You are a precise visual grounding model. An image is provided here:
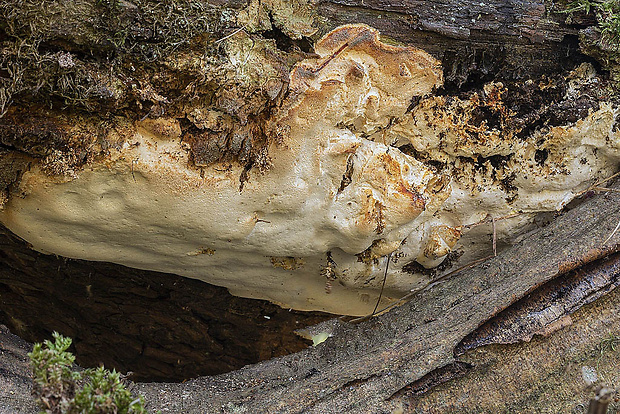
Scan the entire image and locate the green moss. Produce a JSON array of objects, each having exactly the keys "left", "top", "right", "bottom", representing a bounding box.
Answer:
[
  {"left": 579, "top": 0, "right": 620, "bottom": 43},
  {"left": 0, "top": 0, "right": 229, "bottom": 113},
  {"left": 598, "top": 2, "right": 620, "bottom": 45},
  {"left": 560, "top": 0, "right": 620, "bottom": 75},
  {"left": 29, "top": 331, "right": 149, "bottom": 413}
]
